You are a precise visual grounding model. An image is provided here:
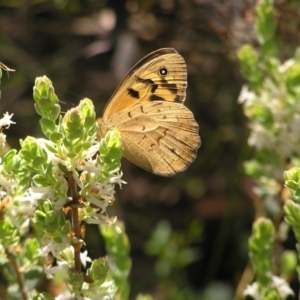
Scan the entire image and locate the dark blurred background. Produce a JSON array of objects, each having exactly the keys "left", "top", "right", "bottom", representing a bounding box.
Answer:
[{"left": 1, "top": 0, "right": 299, "bottom": 299}]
